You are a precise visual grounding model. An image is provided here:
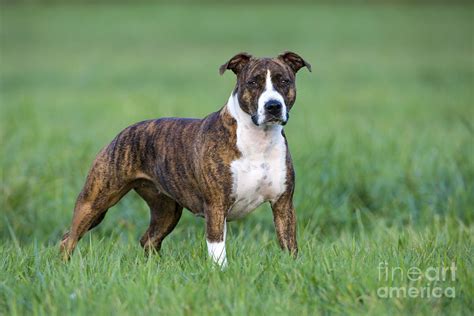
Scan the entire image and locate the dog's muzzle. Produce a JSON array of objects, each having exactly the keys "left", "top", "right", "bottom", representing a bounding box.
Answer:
[
  {"left": 263, "top": 99, "right": 287, "bottom": 125},
  {"left": 265, "top": 100, "right": 282, "bottom": 116},
  {"left": 251, "top": 99, "right": 288, "bottom": 126}
]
